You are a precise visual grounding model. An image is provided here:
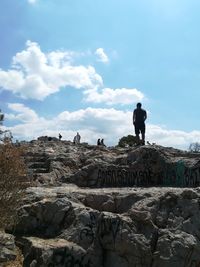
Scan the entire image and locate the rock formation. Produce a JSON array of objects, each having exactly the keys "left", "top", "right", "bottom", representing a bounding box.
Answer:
[{"left": 2, "top": 138, "right": 200, "bottom": 266}]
